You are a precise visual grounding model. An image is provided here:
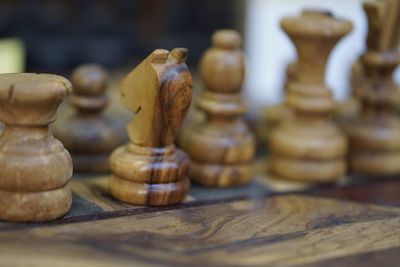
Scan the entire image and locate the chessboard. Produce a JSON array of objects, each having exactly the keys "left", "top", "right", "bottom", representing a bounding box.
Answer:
[
  {"left": 1, "top": 2, "right": 400, "bottom": 266},
  {"left": 1, "top": 167, "right": 400, "bottom": 267}
]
